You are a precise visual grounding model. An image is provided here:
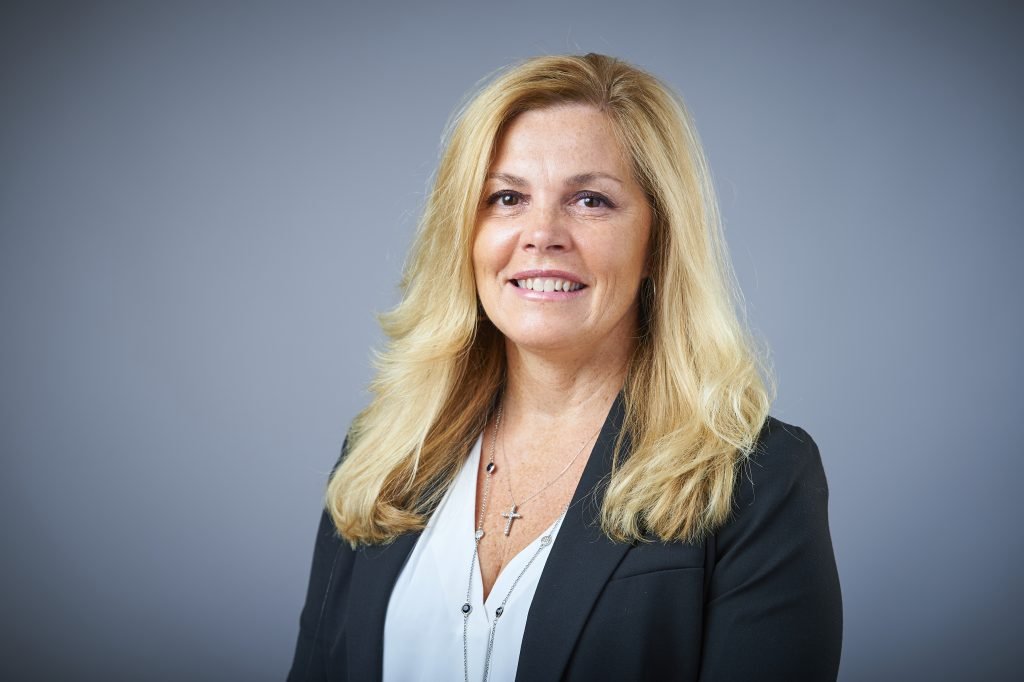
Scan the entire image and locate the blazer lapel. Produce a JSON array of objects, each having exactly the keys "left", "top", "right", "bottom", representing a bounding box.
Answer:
[
  {"left": 345, "top": 531, "right": 419, "bottom": 682},
  {"left": 515, "top": 392, "right": 633, "bottom": 682}
]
